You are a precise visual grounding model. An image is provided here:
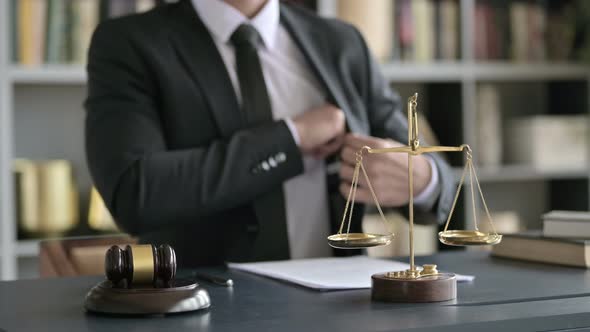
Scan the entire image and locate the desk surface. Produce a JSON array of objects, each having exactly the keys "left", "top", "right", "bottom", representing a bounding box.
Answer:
[{"left": 2, "top": 251, "right": 590, "bottom": 332}]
